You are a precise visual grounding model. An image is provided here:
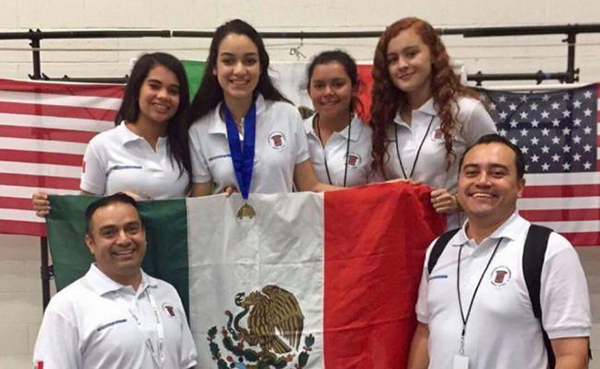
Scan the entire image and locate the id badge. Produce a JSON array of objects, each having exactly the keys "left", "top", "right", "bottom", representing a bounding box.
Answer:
[{"left": 453, "top": 354, "right": 469, "bottom": 369}]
